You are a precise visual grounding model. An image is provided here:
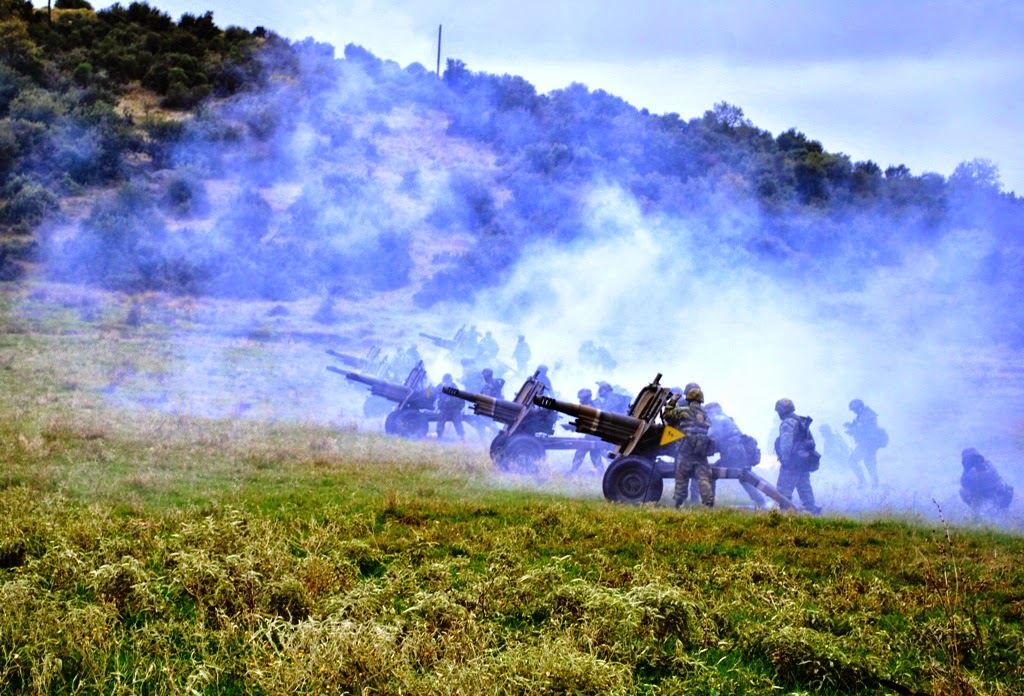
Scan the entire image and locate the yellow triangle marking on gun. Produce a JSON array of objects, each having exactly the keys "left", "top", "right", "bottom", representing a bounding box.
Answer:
[{"left": 660, "top": 426, "right": 685, "bottom": 446}]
